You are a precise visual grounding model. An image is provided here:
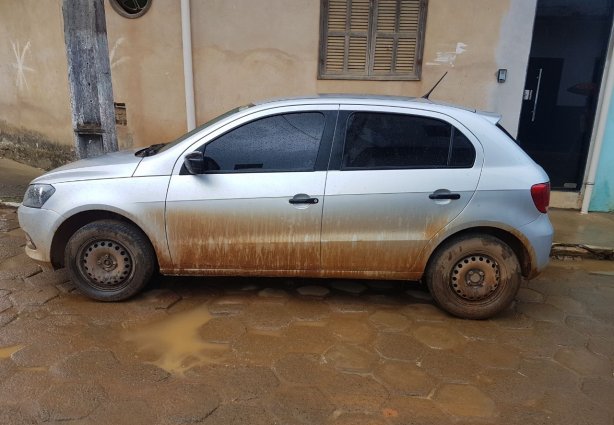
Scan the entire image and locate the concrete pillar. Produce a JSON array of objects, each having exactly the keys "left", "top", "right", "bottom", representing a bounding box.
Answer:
[{"left": 62, "top": 0, "right": 117, "bottom": 158}]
